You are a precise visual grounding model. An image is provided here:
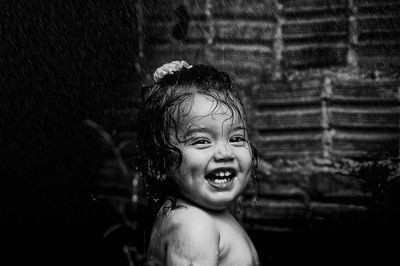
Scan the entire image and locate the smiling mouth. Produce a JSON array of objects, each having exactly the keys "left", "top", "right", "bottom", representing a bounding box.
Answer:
[{"left": 205, "top": 168, "right": 237, "bottom": 189}]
